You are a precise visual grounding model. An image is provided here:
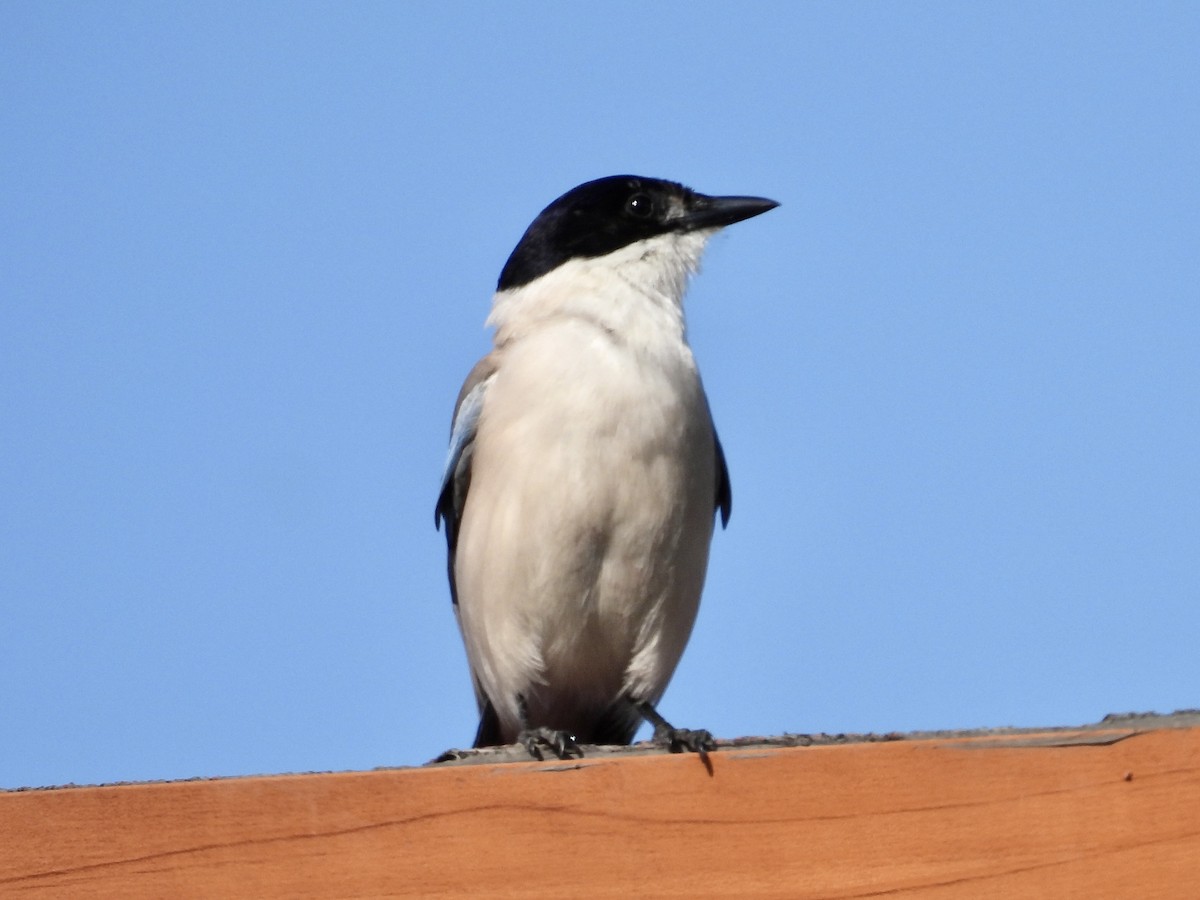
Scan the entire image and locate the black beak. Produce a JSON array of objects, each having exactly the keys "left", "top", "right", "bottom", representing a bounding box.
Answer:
[{"left": 682, "top": 193, "right": 779, "bottom": 231}]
